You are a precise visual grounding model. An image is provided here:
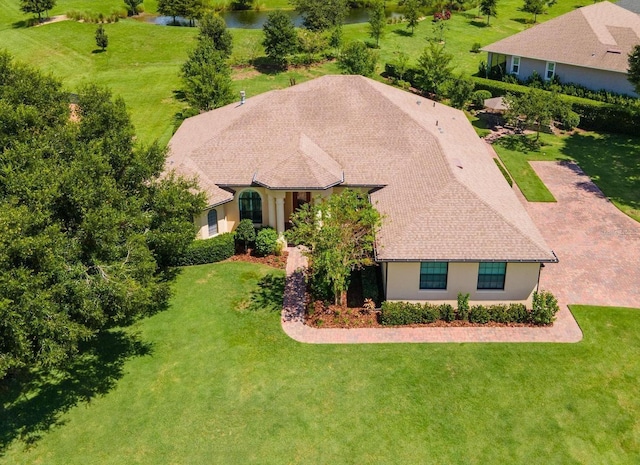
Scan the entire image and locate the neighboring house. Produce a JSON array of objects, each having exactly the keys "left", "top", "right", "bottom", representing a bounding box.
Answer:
[
  {"left": 167, "top": 75, "right": 557, "bottom": 306},
  {"left": 617, "top": 0, "right": 640, "bottom": 15},
  {"left": 482, "top": 1, "right": 640, "bottom": 96}
]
